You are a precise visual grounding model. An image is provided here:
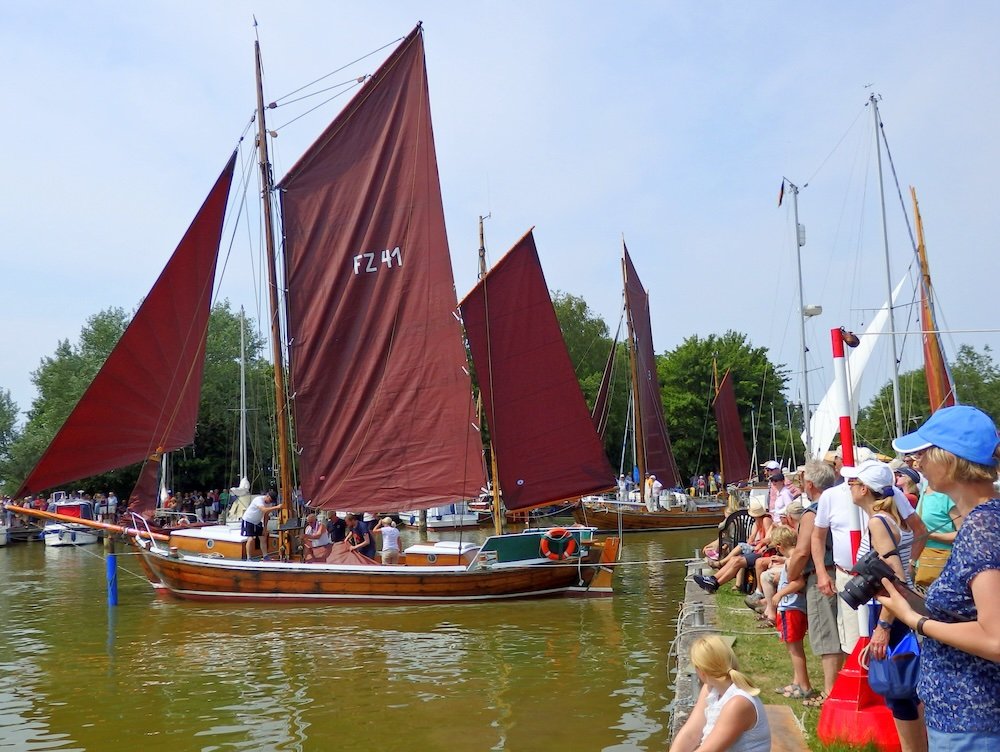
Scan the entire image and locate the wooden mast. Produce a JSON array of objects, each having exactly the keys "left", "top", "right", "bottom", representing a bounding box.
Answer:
[
  {"left": 911, "top": 186, "right": 954, "bottom": 412},
  {"left": 622, "top": 244, "right": 646, "bottom": 495},
  {"left": 254, "top": 40, "right": 295, "bottom": 557},
  {"left": 478, "top": 215, "right": 504, "bottom": 536}
]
